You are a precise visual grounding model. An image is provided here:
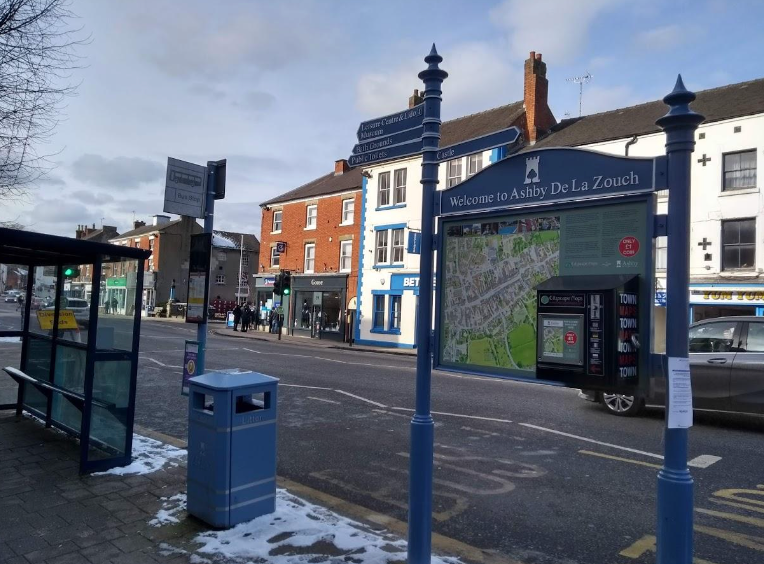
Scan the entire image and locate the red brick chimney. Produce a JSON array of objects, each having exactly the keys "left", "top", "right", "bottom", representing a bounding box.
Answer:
[
  {"left": 334, "top": 159, "right": 350, "bottom": 175},
  {"left": 408, "top": 88, "right": 423, "bottom": 108},
  {"left": 524, "top": 51, "right": 556, "bottom": 144}
]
